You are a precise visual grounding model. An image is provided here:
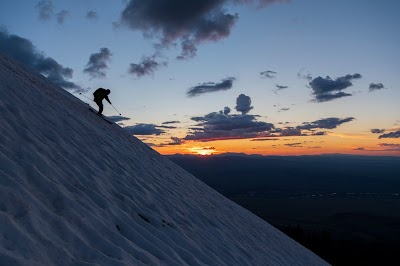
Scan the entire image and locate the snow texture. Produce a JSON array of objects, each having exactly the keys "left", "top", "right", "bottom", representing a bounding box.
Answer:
[{"left": 0, "top": 54, "right": 329, "bottom": 265}]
